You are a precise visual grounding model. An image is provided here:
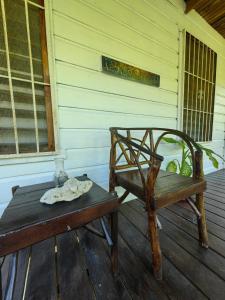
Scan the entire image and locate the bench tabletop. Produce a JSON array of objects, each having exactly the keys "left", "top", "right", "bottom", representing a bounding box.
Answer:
[{"left": 0, "top": 176, "right": 118, "bottom": 256}]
